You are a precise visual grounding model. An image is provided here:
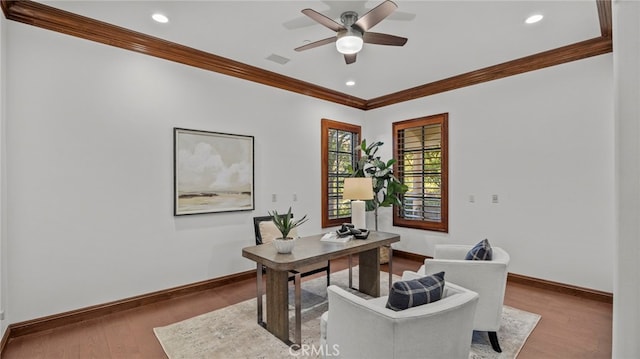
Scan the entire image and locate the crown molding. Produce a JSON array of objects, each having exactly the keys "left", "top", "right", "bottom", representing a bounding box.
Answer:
[
  {"left": 597, "top": 0, "right": 612, "bottom": 38},
  {"left": 365, "top": 36, "right": 612, "bottom": 110},
  {"left": 1, "top": 0, "right": 368, "bottom": 110},
  {"left": 2, "top": 0, "right": 612, "bottom": 111}
]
